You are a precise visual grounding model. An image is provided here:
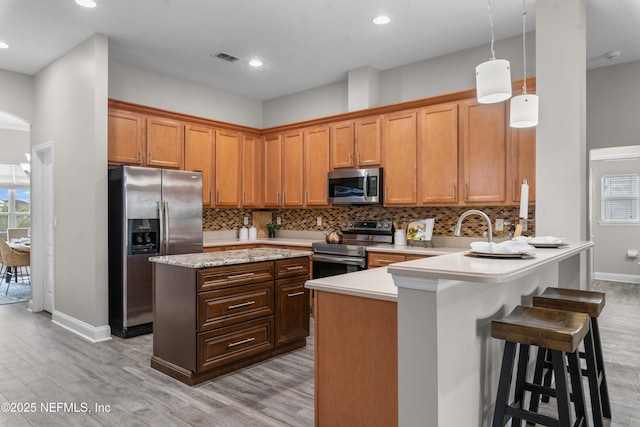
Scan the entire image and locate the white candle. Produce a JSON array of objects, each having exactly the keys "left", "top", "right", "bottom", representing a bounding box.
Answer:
[{"left": 519, "top": 180, "right": 529, "bottom": 219}]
